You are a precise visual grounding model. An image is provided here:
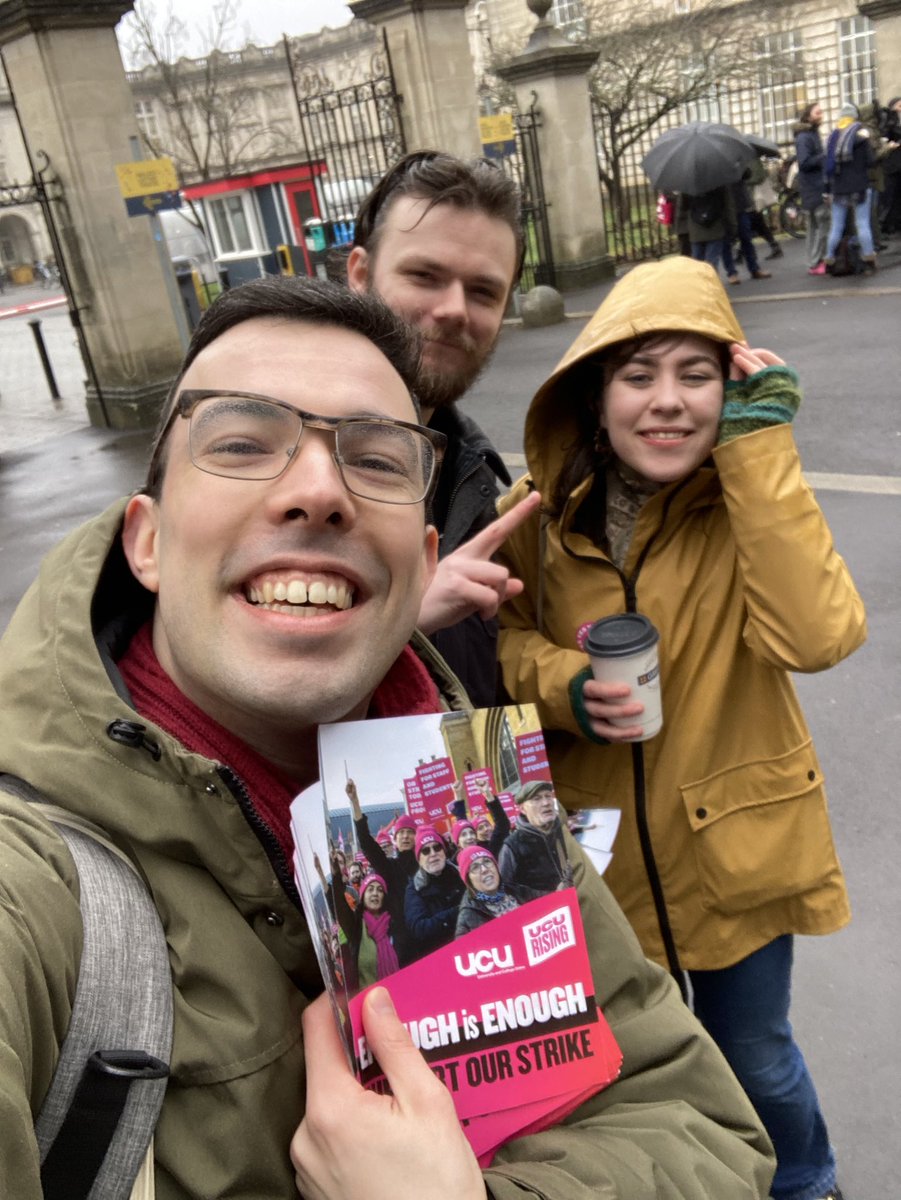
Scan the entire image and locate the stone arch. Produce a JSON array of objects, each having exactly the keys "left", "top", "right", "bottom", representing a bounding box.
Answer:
[{"left": 0, "top": 210, "right": 39, "bottom": 269}]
